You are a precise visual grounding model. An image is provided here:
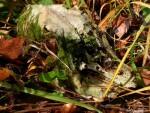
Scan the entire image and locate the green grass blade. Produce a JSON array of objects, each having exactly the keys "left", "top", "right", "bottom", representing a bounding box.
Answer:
[{"left": 0, "top": 81, "right": 102, "bottom": 113}]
